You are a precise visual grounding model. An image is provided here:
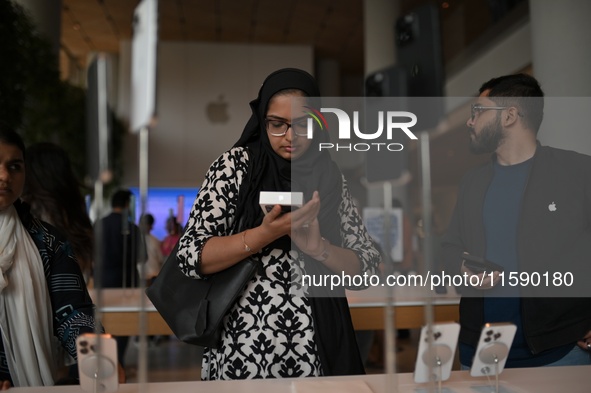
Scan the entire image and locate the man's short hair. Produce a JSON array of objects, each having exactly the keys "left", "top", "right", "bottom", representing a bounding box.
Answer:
[
  {"left": 140, "top": 213, "right": 154, "bottom": 227},
  {"left": 479, "top": 73, "right": 544, "bottom": 133},
  {"left": 111, "top": 189, "right": 132, "bottom": 209}
]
